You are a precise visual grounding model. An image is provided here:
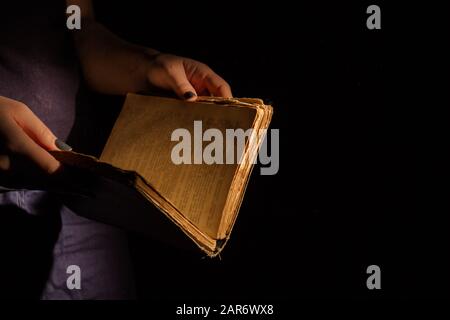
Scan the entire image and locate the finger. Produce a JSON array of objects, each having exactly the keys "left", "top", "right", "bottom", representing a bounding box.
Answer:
[
  {"left": 204, "top": 73, "right": 233, "bottom": 98},
  {"left": 165, "top": 63, "right": 198, "bottom": 101},
  {"left": 0, "top": 155, "right": 10, "bottom": 171},
  {"left": 2, "top": 117, "right": 61, "bottom": 174},
  {"left": 14, "top": 104, "right": 58, "bottom": 151}
]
